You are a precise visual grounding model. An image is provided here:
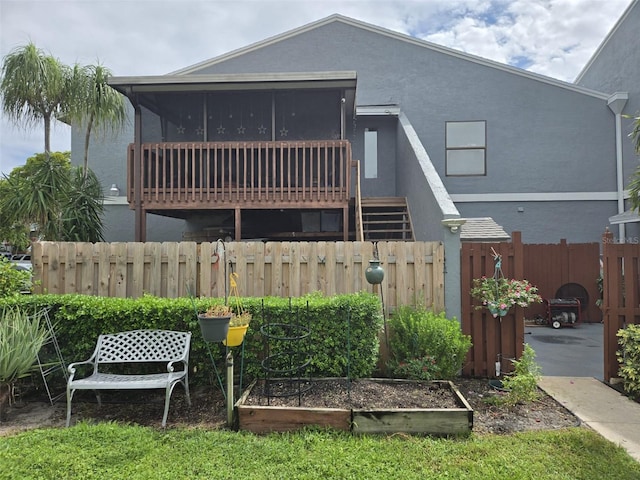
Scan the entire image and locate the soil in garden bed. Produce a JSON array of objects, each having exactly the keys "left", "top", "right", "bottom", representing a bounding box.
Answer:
[{"left": 242, "top": 378, "right": 461, "bottom": 409}]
